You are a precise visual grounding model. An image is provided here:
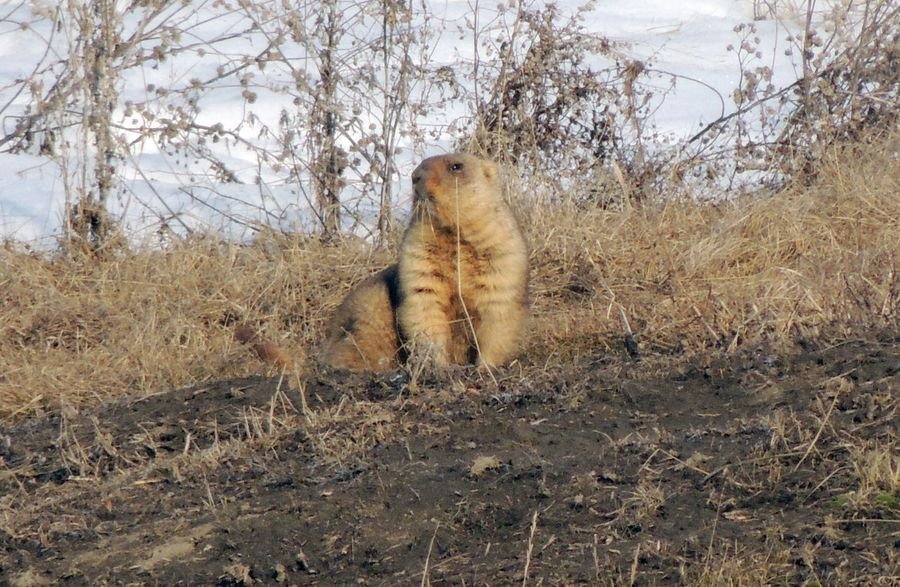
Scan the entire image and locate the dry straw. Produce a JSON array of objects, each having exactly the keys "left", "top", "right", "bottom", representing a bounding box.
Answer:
[
  {"left": 1, "top": 134, "right": 896, "bottom": 420},
  {"left": 523, "top": 134, "right": 898, "bottom": 363}
]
